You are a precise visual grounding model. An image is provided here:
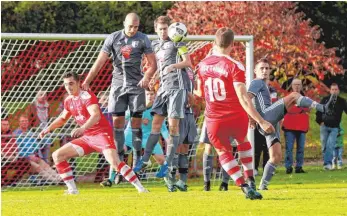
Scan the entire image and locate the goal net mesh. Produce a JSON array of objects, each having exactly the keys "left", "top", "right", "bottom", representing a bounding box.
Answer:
[{"left": 1, "top": 35, "right": 247, "bottom": 190}]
